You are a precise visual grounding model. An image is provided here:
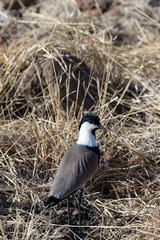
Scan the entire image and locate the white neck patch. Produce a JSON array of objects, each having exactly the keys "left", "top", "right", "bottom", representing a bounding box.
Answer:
[{"left": 77, "top": 121, "right": 98, "bottom": 147}]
